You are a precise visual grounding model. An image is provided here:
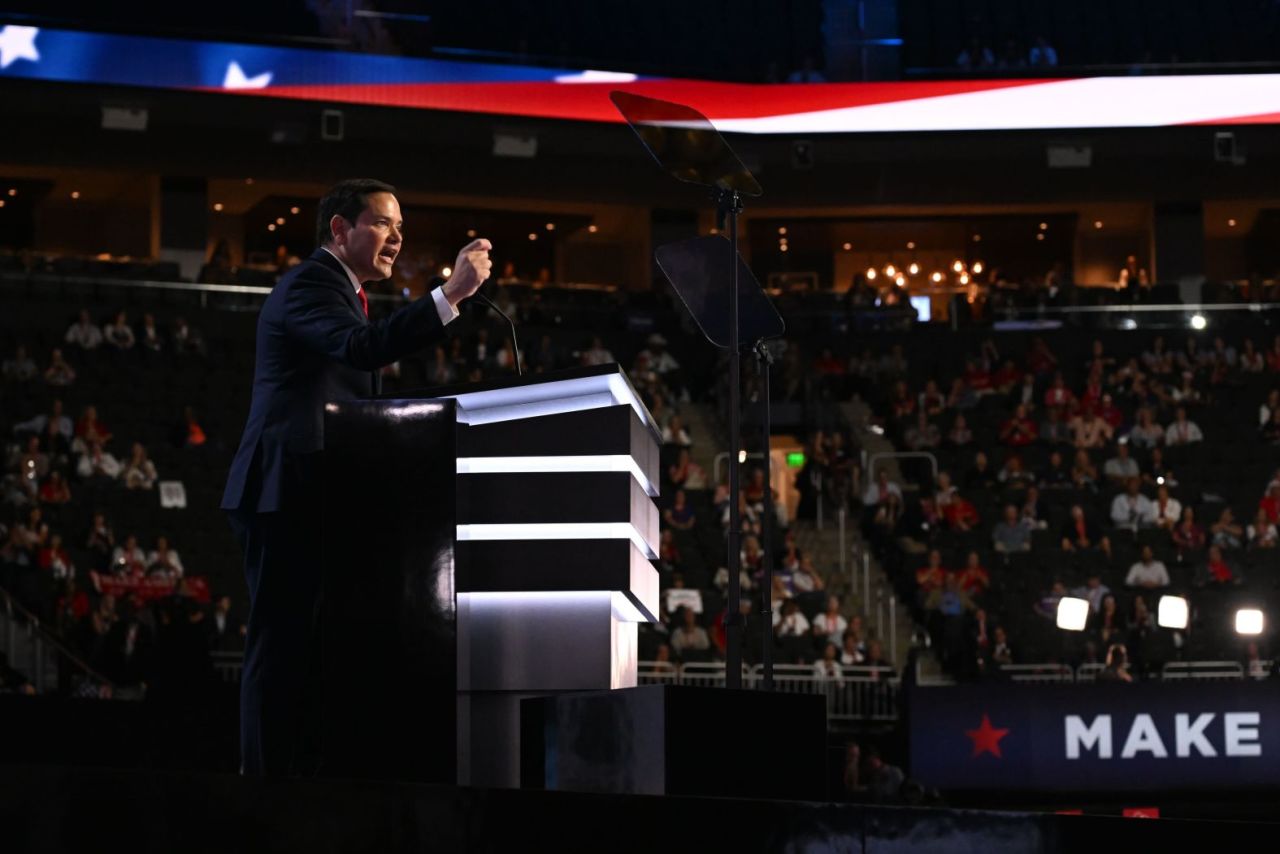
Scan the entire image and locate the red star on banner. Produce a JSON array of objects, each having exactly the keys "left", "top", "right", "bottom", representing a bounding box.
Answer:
[{"left": 965, "top": 713, "right": 1010, "bottom": 758}]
